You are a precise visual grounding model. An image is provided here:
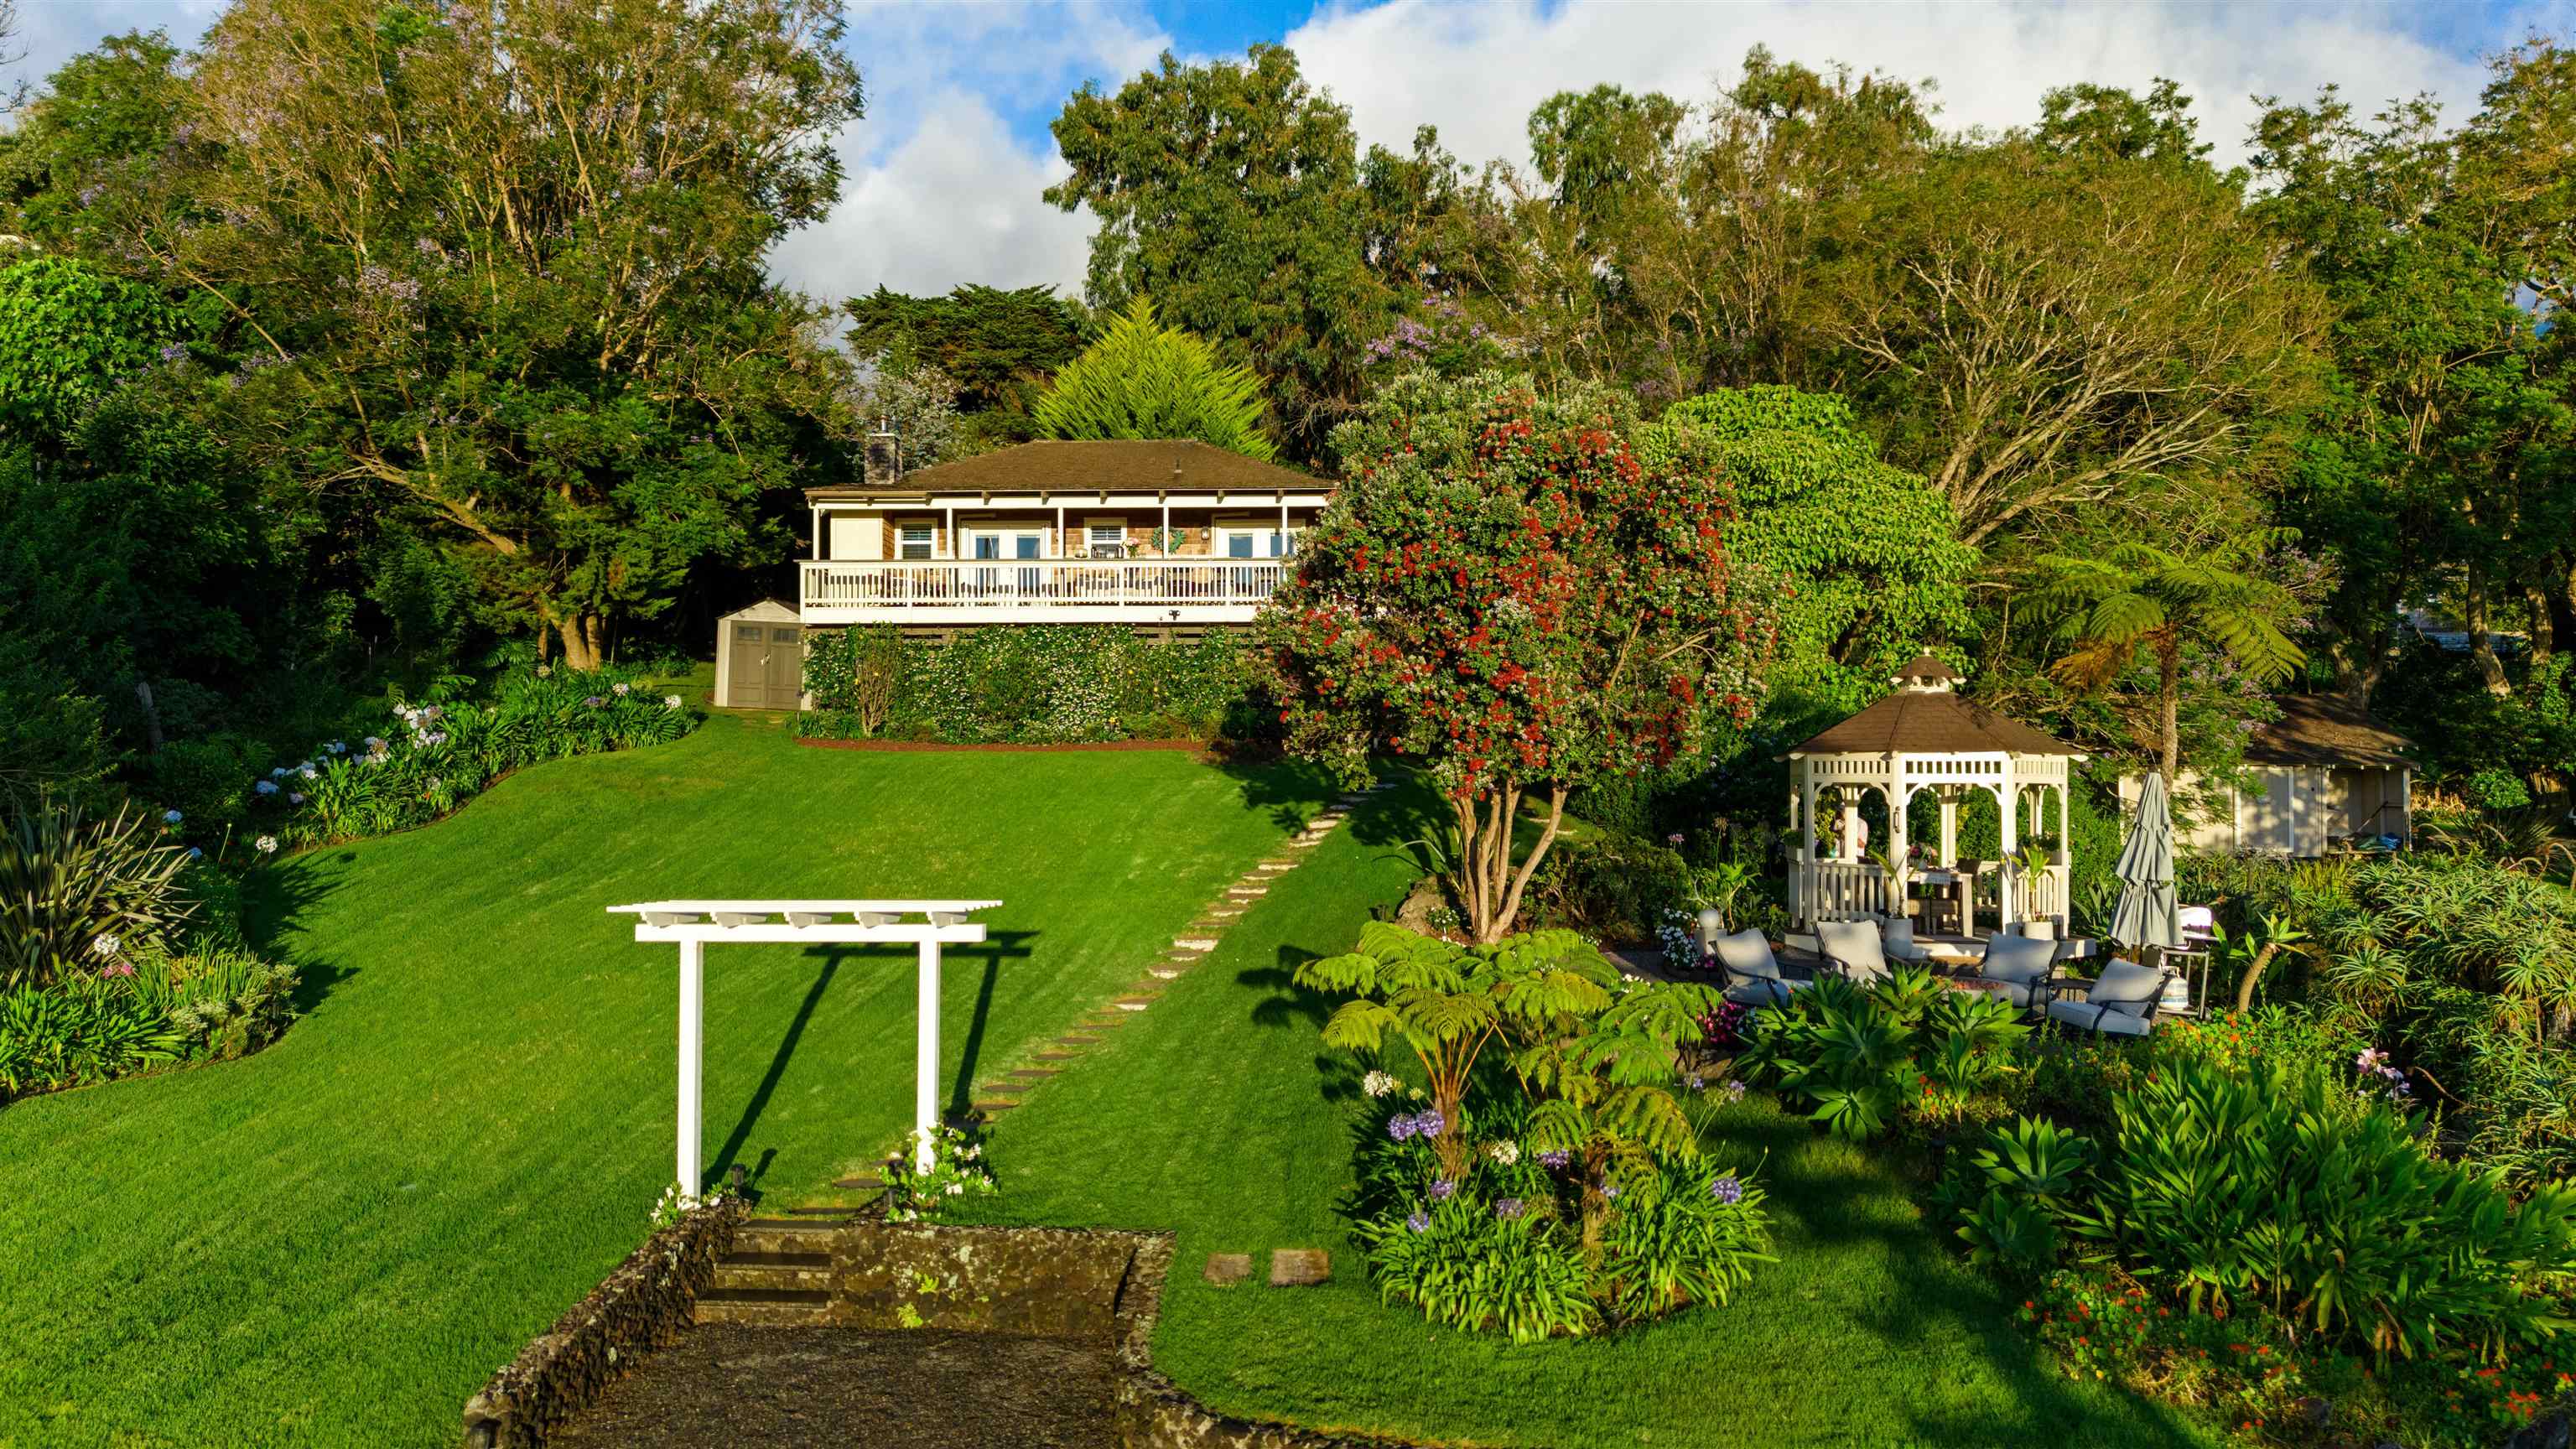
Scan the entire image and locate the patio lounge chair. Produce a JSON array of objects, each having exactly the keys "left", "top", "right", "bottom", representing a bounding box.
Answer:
[
  {"left": 2043, "top": 959, "right": 2173, "bottom": 1038},
  {"left": 1975, "top": 933, "right": 2059, "bottom": 1015},
  {"left": 1815, "top": 919, "right": 1893, "bottom": 985},
  {"left": 1710, "top": 928, "right": 1807, "bottom": 1008}
]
